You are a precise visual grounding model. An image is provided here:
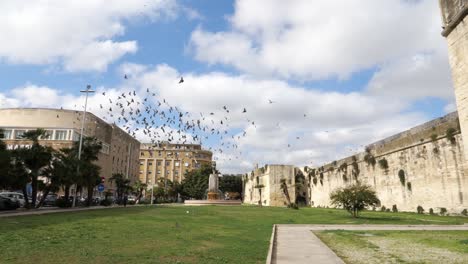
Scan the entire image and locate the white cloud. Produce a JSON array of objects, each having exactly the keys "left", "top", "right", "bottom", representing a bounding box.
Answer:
[
  {"left": 189, "top": 0, "right": 448, "bottom": 83},
  {"left": 0, "top": 0, "right": 179, "bottom": 72},
  {"left": 0, "top": 63, "right": 434, "bottom": 173}
]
